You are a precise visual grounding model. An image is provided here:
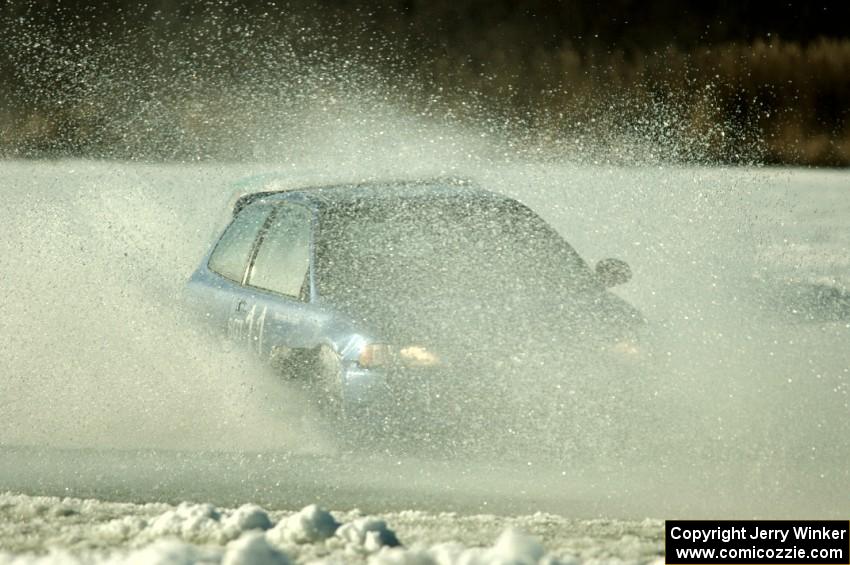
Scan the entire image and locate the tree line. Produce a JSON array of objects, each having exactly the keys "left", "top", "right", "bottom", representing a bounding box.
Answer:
[{"left": 1, "top": 0, "right": 848, "bottom": 165}]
